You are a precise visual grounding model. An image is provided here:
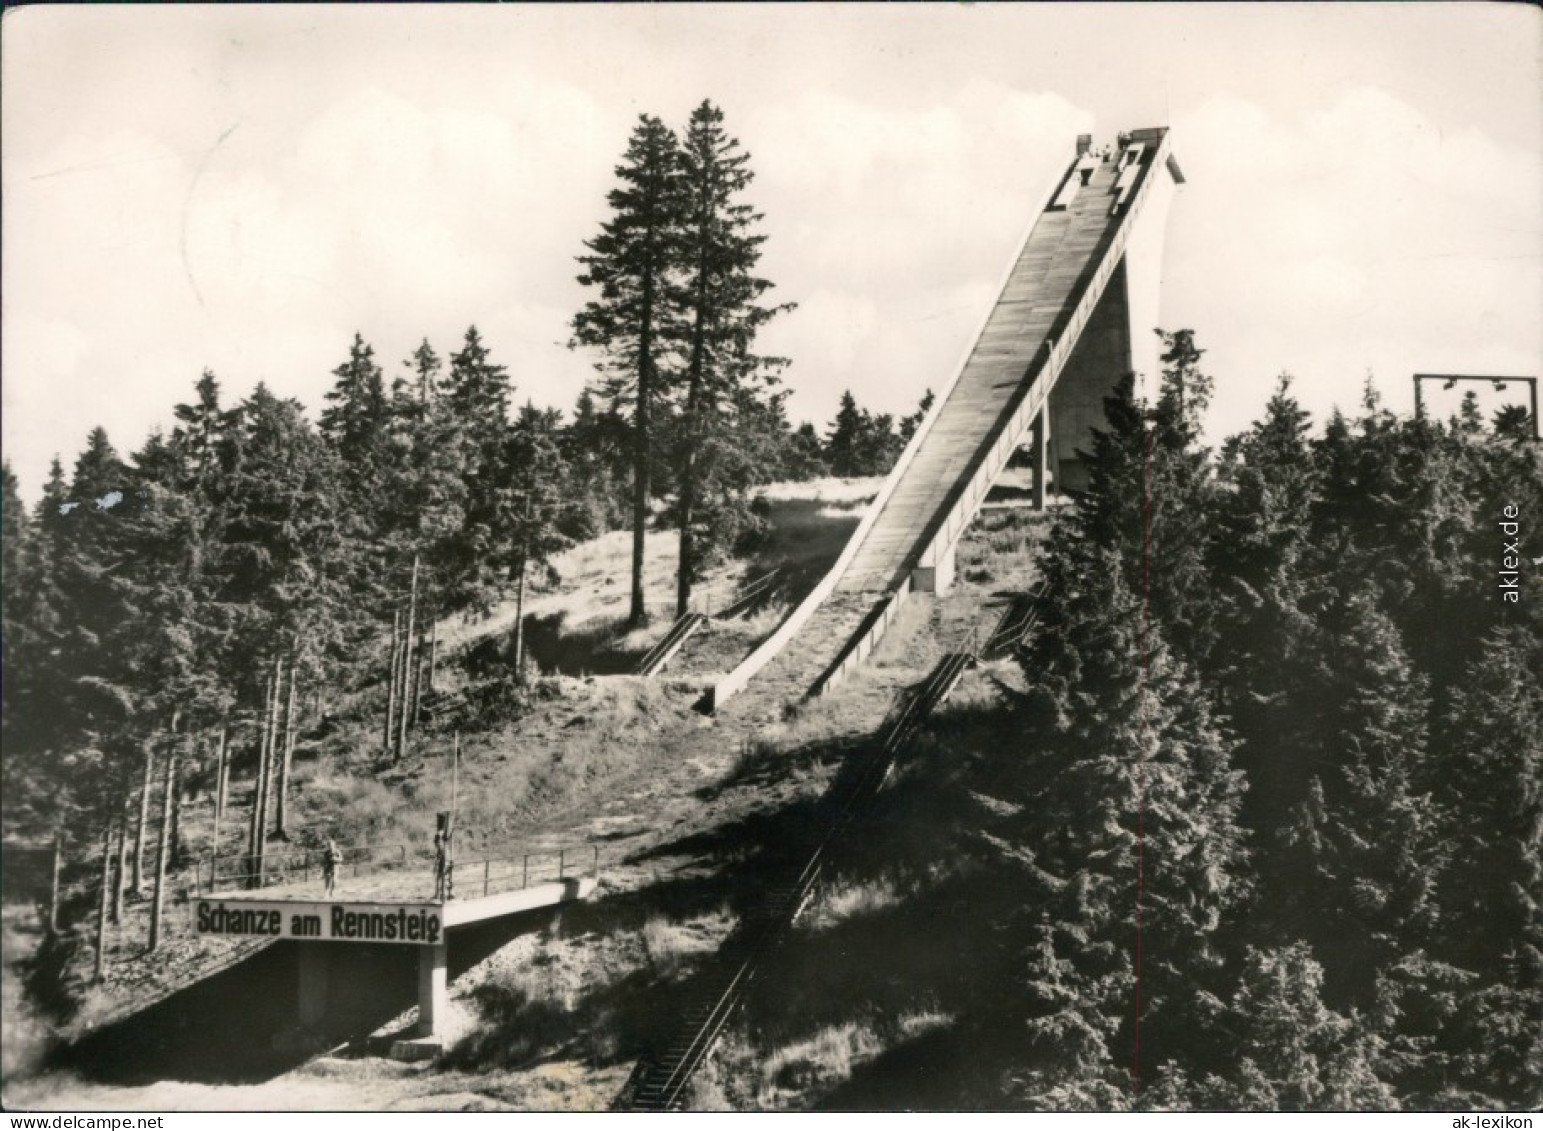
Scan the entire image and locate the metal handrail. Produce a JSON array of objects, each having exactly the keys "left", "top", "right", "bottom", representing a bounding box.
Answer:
[
  {"left": 710, "top": 567, "right": 781, "bottom": 620},
  {"left": 196, "top": 843, "right": 409, "bottom": 896},
  {"left": 981, "top": 585, "right": 1046, "bottom": 660},
  {"left": 450, "top": 845, "right": 600, "bottom": 899},
  {"left": 636, "top": 612, "right": 710, "bottom": 675}
]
